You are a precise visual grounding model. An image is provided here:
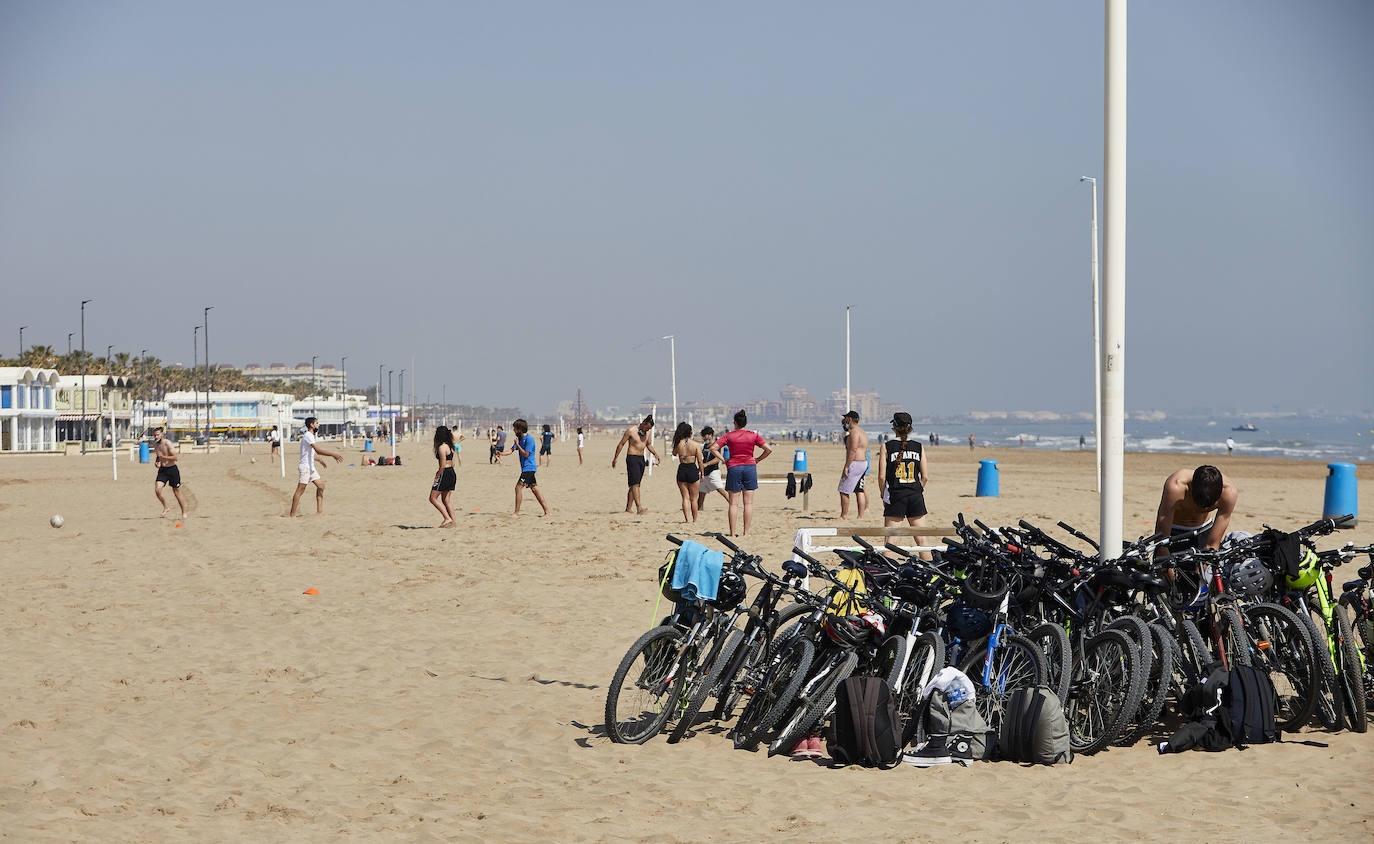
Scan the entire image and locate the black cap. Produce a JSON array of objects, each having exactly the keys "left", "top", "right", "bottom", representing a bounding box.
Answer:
[
  {"left": 890, "top": 411, "right": 912, "bottom": 427},
  {"left": 842, "top": 410, "right": 860, "bottom": 421}
]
